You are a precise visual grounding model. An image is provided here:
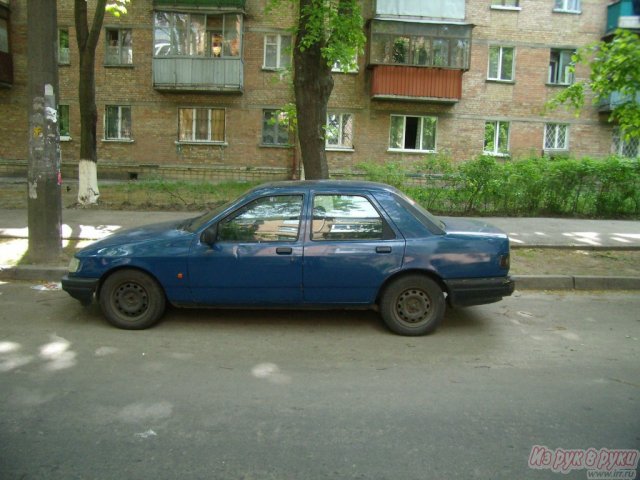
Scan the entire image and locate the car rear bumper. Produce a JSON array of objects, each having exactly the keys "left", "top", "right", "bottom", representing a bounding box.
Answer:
[
  {"left": 61, "top": 275, "right": 99, "bottom": 306},
  {"left": 444, "top": 276, "right": 515, "bottom": 307}
]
